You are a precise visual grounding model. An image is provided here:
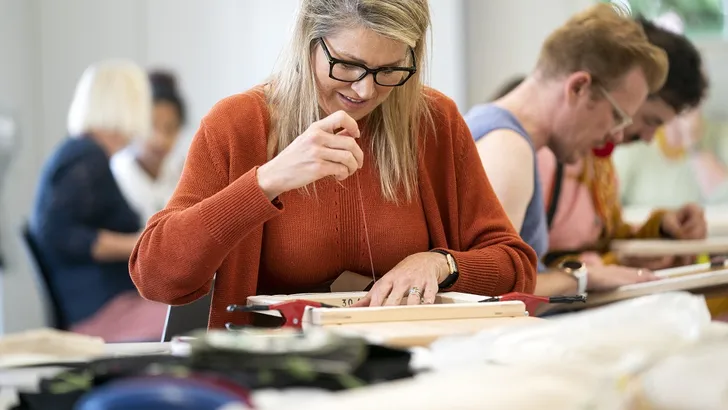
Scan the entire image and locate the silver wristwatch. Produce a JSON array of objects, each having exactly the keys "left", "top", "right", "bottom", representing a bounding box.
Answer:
[{"left": 558, "top": 259, "right": 588, "bottom": 294}]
